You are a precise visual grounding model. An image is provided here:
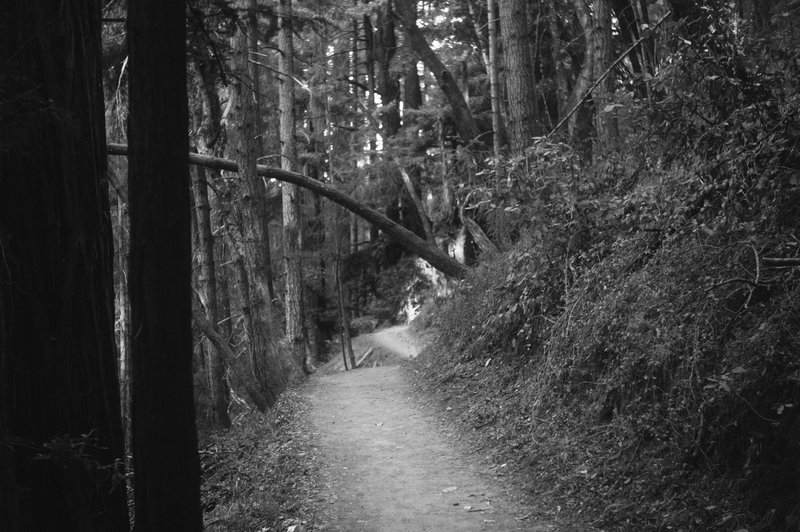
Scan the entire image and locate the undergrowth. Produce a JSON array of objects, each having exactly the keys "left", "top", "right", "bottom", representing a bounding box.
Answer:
[
  {"left": 416, "top": 10, "right": 800, "bottom": 530},
  {"left": 199, "top": 390, "right": 316, "bottom": 532}
]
